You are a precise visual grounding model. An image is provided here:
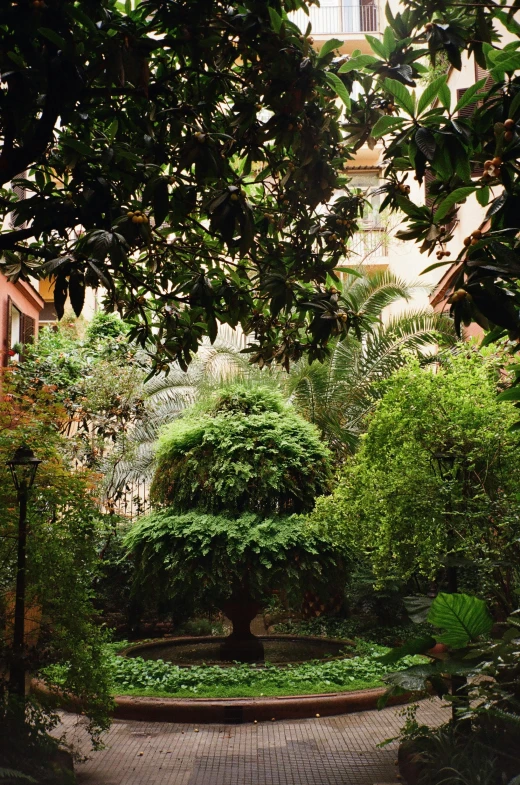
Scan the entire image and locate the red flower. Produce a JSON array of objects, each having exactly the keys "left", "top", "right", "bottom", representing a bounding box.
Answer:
[{"left": 7, "top": 349, "right": 16, "bottom": 357}]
